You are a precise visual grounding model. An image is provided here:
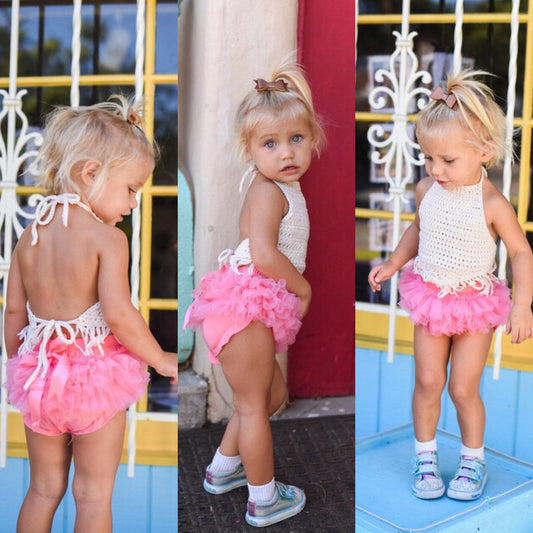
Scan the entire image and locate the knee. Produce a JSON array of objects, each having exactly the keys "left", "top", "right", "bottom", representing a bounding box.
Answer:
[
  {"left": 29, "top": 476, "right": 68, "bottom": 505},
  {"left": 72, "top": 475, "right": 112, "bottom": 506},
  {"left": 416, "top": 372, "right": 446, "bottom": 397},
  {"left": 448, "top": 381, "right": 479, "bottom": 407},
  {"left": 233, "top": 394, "right": 270, "bottom": 418}
]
